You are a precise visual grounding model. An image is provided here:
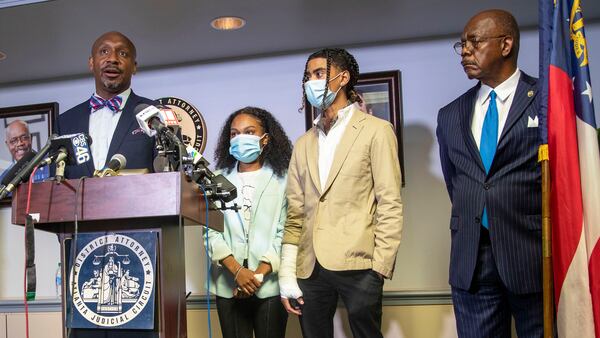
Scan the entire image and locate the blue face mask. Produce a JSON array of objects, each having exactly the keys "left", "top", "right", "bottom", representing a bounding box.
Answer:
[
  {"left": 229, "top": 134, "right": 266, "bottom": 163},
  {"left": 304, "top": 72, "right": 343, "bottom": 110}
]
